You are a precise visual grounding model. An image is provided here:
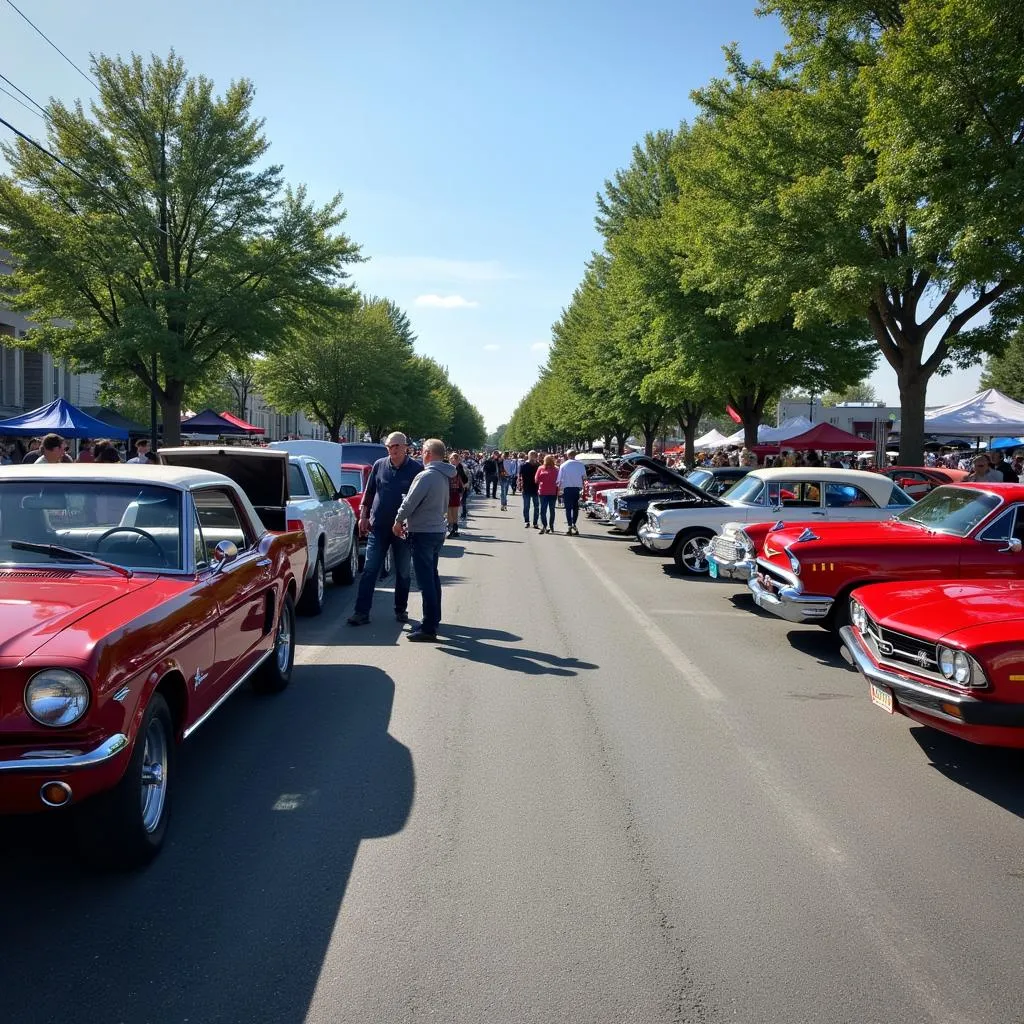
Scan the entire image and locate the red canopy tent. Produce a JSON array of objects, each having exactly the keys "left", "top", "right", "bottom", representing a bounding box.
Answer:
[
  {"left": 219, "top": 411, "right": 265, "bottom": 435},
  {"left": 753, "top": 421, "right": 876, "bottom": 453}
]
